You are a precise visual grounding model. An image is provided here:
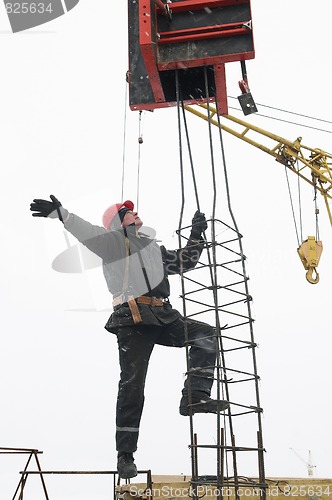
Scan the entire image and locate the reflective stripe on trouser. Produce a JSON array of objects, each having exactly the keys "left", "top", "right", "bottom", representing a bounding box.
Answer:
[
  {"left": 116, "top": 426, "right": 140, "bottom": 453},
  {"left": 115, "top": 318, "right": 217, "bottom": 453}
]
